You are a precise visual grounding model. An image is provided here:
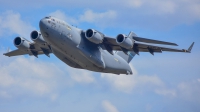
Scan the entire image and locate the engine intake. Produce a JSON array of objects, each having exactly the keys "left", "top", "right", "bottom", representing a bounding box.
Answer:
[
  {"left": 116, "top": 34, "right": 134, "bottom": 49},
  {"left": 85, "top": 29, "right": 104, "bottom": 44},
  {"left": 14, "top": 37, "right": 30, "bottom": 49},
  {"left": 30, "top": 30, "right": 45, "bottom": 44}
]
